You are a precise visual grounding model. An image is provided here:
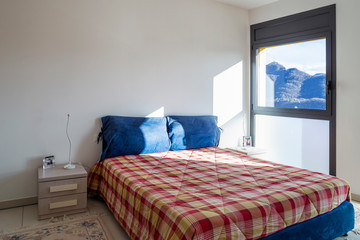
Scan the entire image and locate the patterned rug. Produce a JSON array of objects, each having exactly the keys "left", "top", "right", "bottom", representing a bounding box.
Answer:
[
  {"left": 0, "top": 216, "right": 110, "bottom": 240},
  {"left": 355, "top": 201, "right": 360, "bottom": 227},
  {"left": 0, "top": 201, "right": 359, "bottom": 240}
]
